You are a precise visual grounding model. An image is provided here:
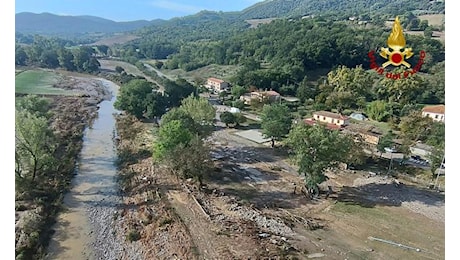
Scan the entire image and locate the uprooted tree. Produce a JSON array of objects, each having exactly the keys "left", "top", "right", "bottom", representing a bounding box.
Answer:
[{"left": 286, "top": 123, "right": 354, "bottom": 197}]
